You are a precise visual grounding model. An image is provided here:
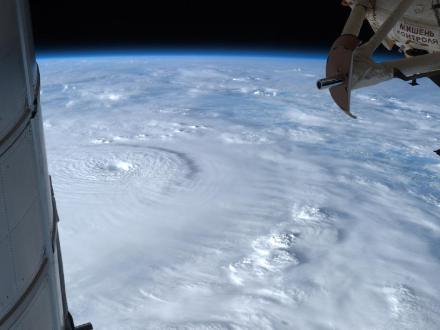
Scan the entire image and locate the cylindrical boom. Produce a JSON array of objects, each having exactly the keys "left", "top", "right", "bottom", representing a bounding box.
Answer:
[{"left": 0, "top": 1, "right": 91, "bottom": 329}]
